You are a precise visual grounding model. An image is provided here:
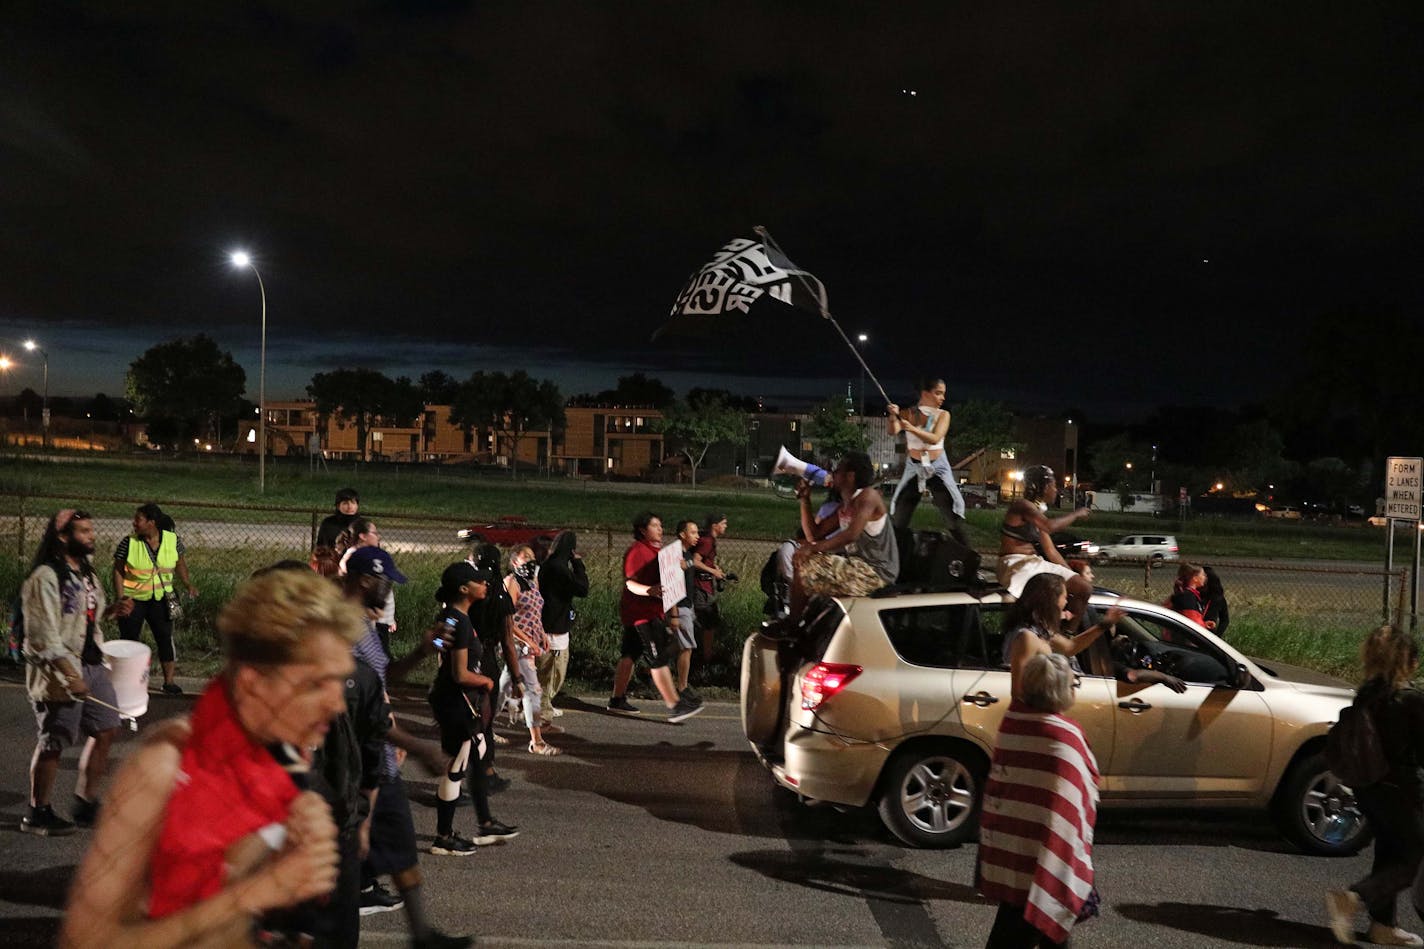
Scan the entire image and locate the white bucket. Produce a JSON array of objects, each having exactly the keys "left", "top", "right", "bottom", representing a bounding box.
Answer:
[{"left": 101, "top": 640, "right": 151, "bottom": 718}]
